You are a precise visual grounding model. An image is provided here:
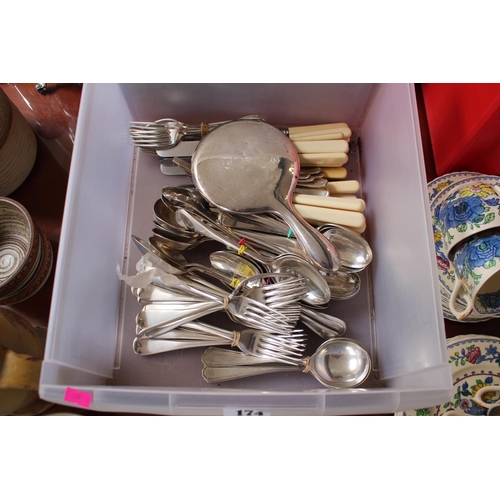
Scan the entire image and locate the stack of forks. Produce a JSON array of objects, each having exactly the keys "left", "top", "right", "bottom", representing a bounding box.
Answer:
[{"left": 119, "top": 252, "right": 309, "bottom": 359}]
